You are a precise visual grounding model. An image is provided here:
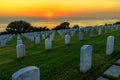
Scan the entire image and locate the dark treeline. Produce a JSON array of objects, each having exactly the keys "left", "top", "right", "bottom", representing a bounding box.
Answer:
[
  {"left": 5, "top": 20, "right": 50, "bottom": 34},
  {"left": 52, "top": 22, "right": 70, "bottom": 30},
  {"left": 0, "top": 20, "right": 120, "bottom": 34}
]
